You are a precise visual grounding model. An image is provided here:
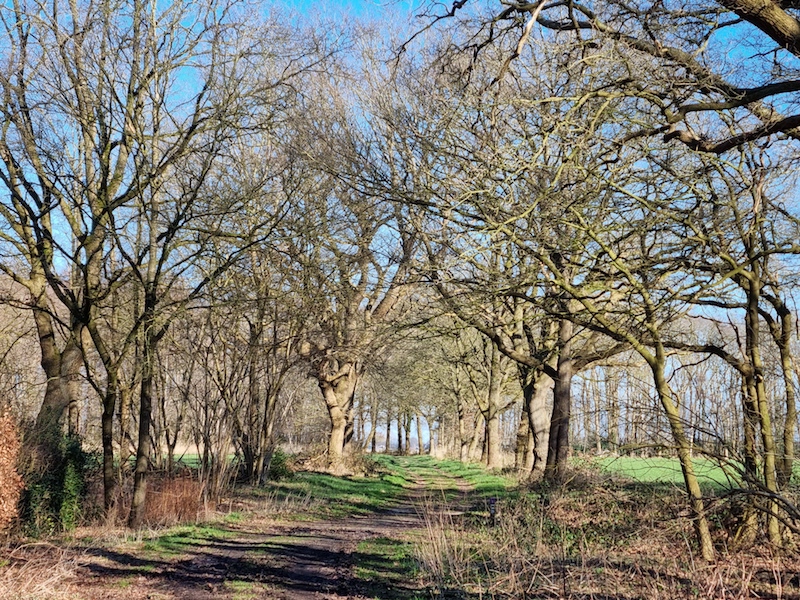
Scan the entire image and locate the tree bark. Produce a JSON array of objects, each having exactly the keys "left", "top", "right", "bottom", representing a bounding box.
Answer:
[
  {"left": 514, "top": 405, "right": 530, "bottom": 471},
  {"left": 457, "top": 396, "right": 470, "bottom": 461},
  {"left": 317, "top": 361, "right": 360, "bottom": 467},
  {"left": 745, "top": 279, "right": 781, "bottom": 545},
  {"left": 128, "top": 298, "right": 159, "bottom": 528},
  {"left": 545, "top": 318, "right": 573, "bottom": 483},
  {"left": 468, "top": 412, "right": 484, "bottom": 460},
  {"left": 484, "top": 342, "right": 505, "bottom": 469},
  {"left": 652, "top": 350, "right": 715, "bottom": 562}
]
